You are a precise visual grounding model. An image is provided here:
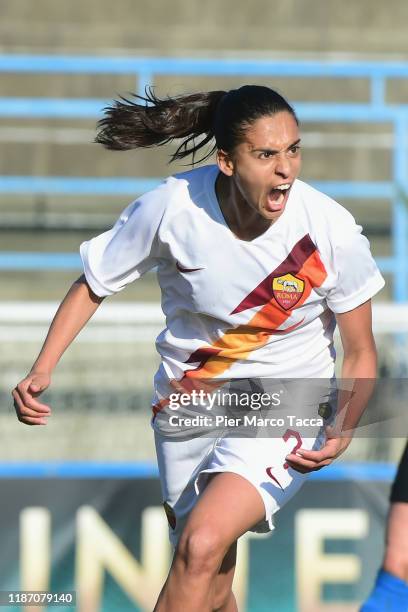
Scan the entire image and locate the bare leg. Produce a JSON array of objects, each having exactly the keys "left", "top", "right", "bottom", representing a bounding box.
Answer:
[
  {"left": 213, "top": 542, "right": 238, "bottom": 612},
  {"left": 215, "top": 591, "right": 238, "bottom": 612},
  {"left": 154, "top": 472, "right": 265, "bottom": 612},
  {"left": 383, "top": 502, "right": 408, "bottom": 582},
  {"left": 156, "top": 541, "right": 238, "bottom": 612}
]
